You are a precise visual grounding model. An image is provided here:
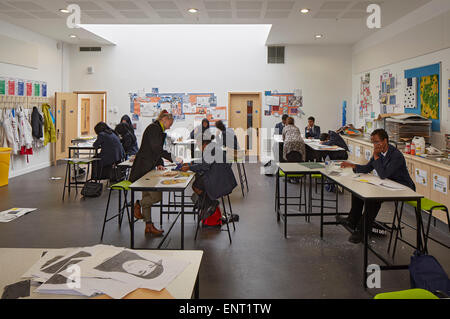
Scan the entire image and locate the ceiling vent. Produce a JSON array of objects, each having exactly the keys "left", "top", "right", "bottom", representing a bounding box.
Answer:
[
  {"left": 268, "top": 46, "right": 285, "bottom": 64},
  {"left": 79, "top": 47, "right": 102, "bottom": 52}
]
